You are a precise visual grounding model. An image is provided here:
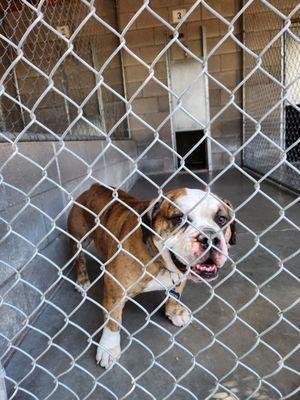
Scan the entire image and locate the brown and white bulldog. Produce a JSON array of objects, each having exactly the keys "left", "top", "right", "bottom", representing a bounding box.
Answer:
[{"left": 67, "top": 184, "right": 236, "bottom": 369}]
